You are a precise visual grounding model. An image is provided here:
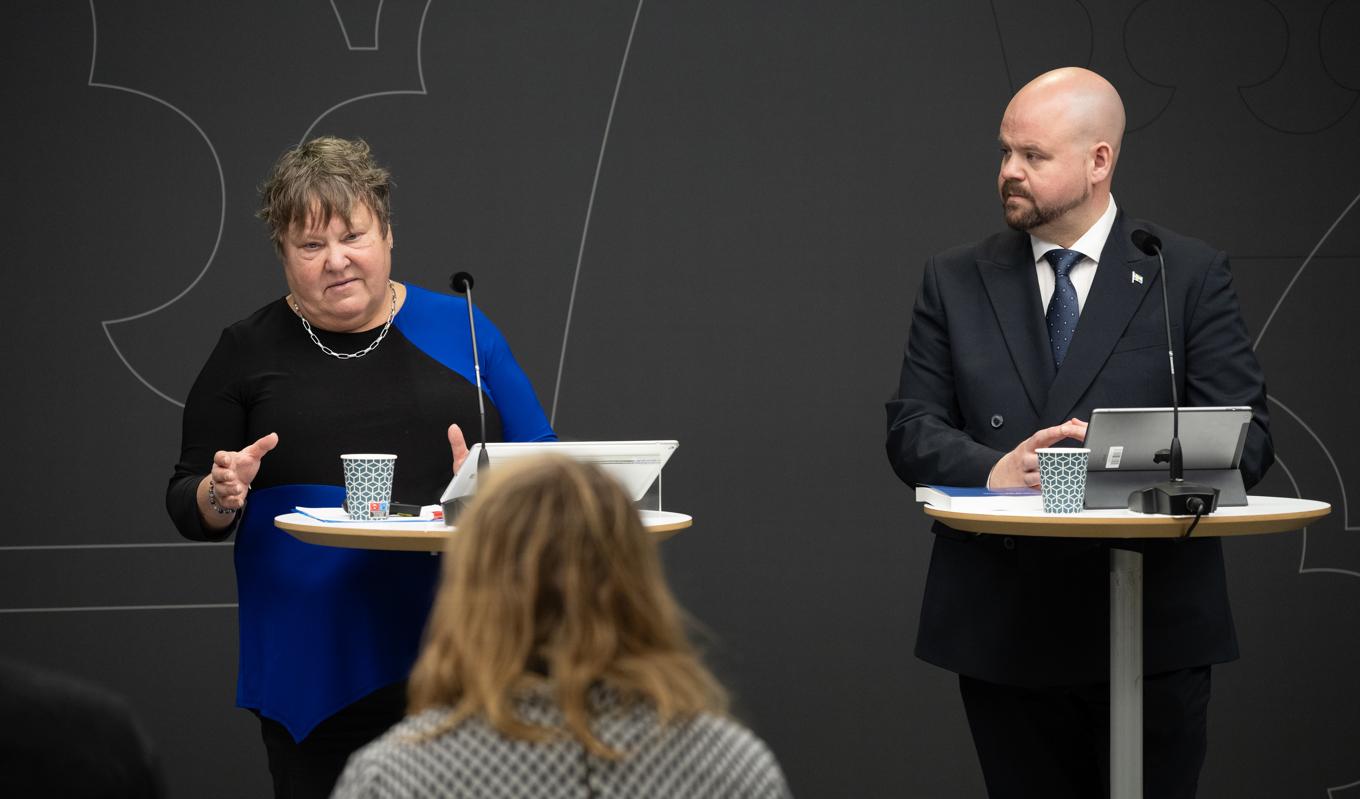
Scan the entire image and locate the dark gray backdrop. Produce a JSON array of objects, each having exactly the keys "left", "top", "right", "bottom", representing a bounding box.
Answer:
[{"left": 4, "top": 1, "right": 1358, "bottom": 796}]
